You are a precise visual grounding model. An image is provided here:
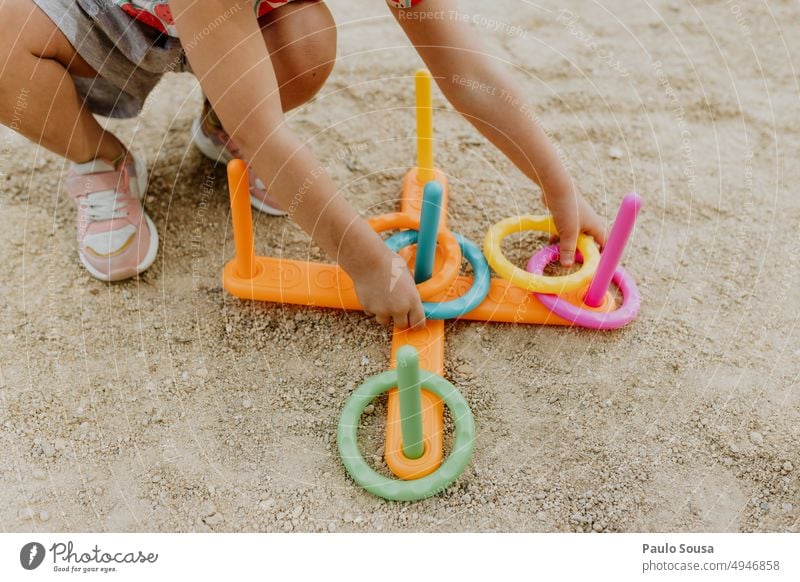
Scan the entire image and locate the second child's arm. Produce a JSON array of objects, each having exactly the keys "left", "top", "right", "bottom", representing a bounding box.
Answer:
[
  {"left": 170, "top": 0, "right": 425, "bottom": 329},
  {"left": 392, "top": 0, "right": 606, "bottom": 265}
]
